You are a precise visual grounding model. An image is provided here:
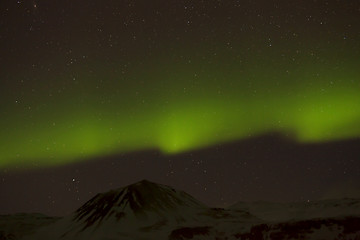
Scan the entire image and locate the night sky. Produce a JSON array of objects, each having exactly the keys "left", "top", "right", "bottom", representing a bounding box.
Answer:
[{"left": 1, "top": 0, "right": 360, "bottom": 216}]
